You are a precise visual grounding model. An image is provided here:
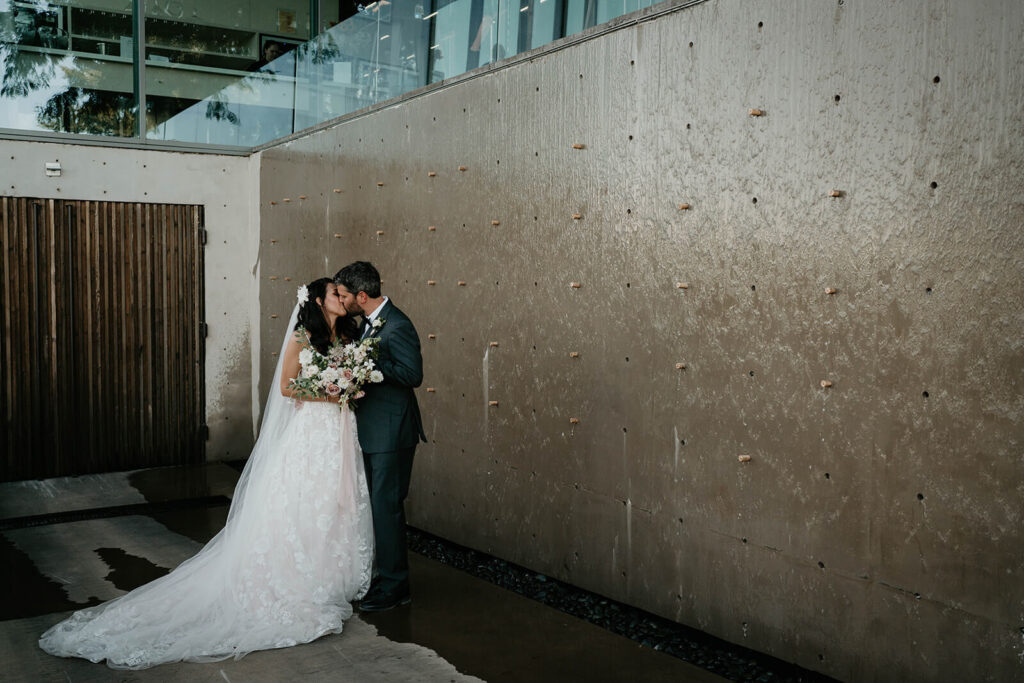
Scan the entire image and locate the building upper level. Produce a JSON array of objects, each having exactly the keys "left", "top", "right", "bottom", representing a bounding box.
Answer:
[{"left": 0, "top": 0, "right": 681, "bottom": 152}]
